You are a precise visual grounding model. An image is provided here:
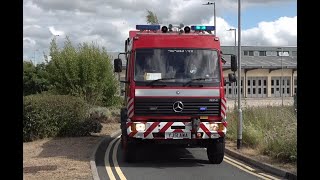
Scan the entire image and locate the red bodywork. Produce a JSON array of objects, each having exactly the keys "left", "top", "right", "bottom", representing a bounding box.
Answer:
[{"left": 123, "top": 30, "right": 227, "bottom": 140}]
